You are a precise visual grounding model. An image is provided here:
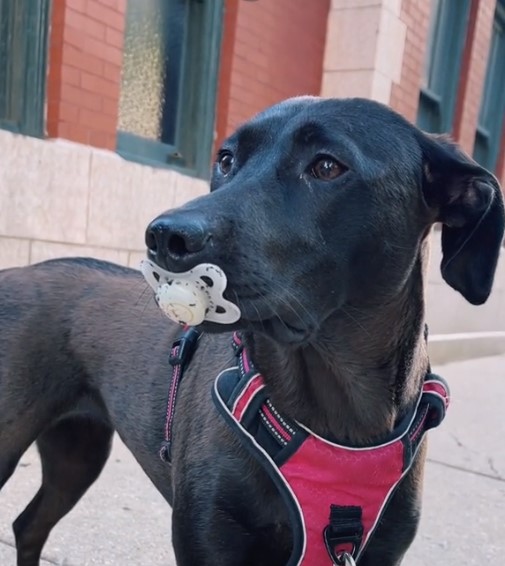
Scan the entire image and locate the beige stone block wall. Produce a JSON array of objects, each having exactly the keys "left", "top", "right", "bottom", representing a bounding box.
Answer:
[
  {"left": 0, "top": 237, "right": 31, "bottom": 269},
  {"left": 0, "top": 130, "right": 209, "bottom": 270},
  {"left": 322, "top": 0, "right": 406, "bottom": 103},
  {"left": 426, "top": 233, "right": 505, "bottom": 334}
]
